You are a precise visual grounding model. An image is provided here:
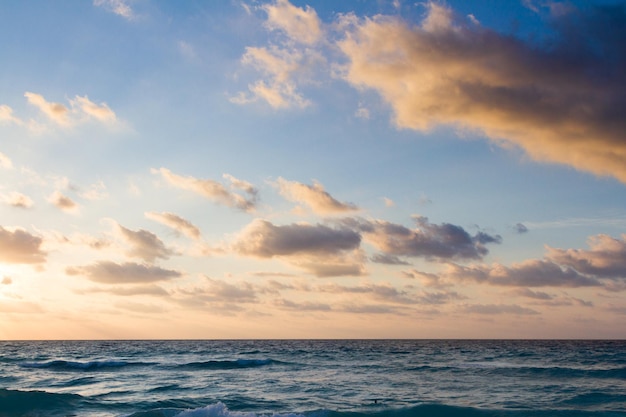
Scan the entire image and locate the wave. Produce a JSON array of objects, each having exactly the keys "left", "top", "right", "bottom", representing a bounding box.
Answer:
[
  {"left": 176, "top": 358, "right": 282, "bottom": 371},
  {"left": 19, "top": 359, "right": 154, "bottom": 371},
  {"left": 408, "top": 363, "right": 626, "bottom": 380},
  {"left": 0, "top": 388, "right": 83, "bottom": 415},
  {"left": 122, "top": 401, "right": 625, "bottom": 417}
]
